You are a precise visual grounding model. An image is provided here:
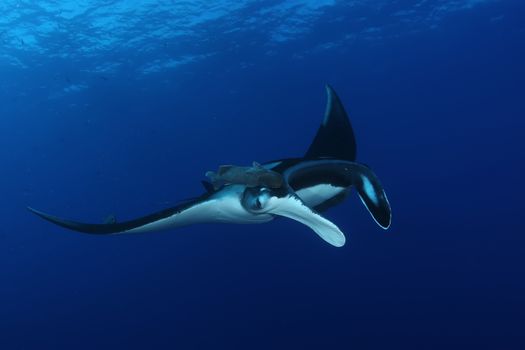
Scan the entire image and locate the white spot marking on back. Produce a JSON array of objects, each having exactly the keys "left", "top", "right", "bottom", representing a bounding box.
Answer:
[
  {"left": 296, "top": 184, "right": 345, "bottom": 208},
  {"left": 361, "top": 175, "right": 378, "bottom": 206}
]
